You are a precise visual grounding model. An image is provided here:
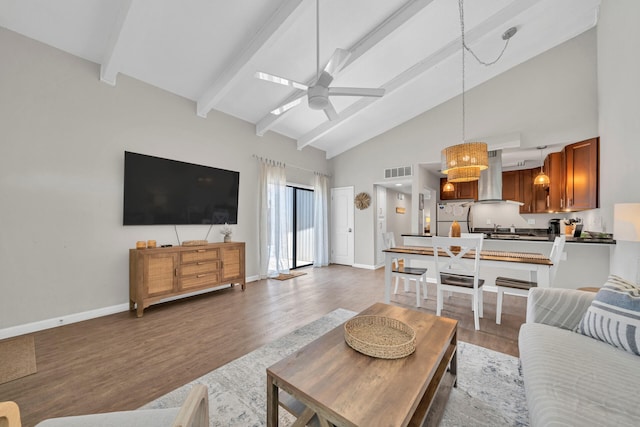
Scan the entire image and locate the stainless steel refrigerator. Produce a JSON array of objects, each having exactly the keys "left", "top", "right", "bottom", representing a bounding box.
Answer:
[{"left": 436, "top": 201, "right": 472, "bottom": 236}]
